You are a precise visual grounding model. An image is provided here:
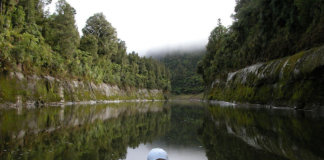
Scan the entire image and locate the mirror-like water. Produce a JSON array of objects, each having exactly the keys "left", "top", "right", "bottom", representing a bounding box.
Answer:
[{"left": 0, "top": 101, "right": 323, "bottom": 160}]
